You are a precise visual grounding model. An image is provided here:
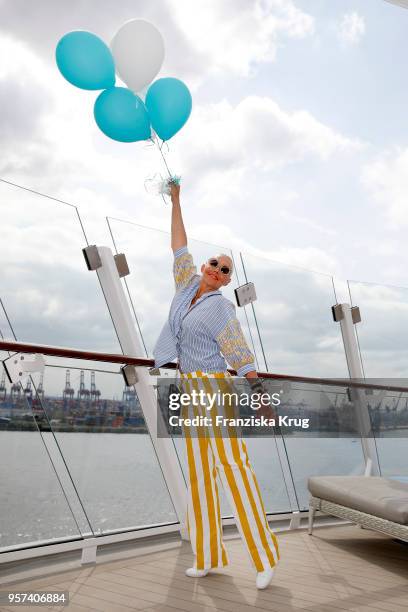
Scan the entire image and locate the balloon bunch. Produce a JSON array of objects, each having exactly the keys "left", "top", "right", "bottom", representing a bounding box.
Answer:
[{"left": 55, "top": 20, "right": 191, "bottom": 194}]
